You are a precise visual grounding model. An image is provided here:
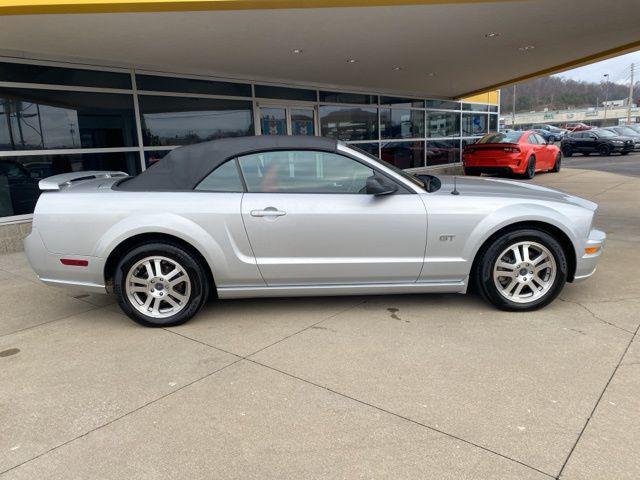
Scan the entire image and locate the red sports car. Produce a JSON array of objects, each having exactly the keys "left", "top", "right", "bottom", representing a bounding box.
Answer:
[{"left": 462, "top": 130, "right": 562, "bottom": 179}]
